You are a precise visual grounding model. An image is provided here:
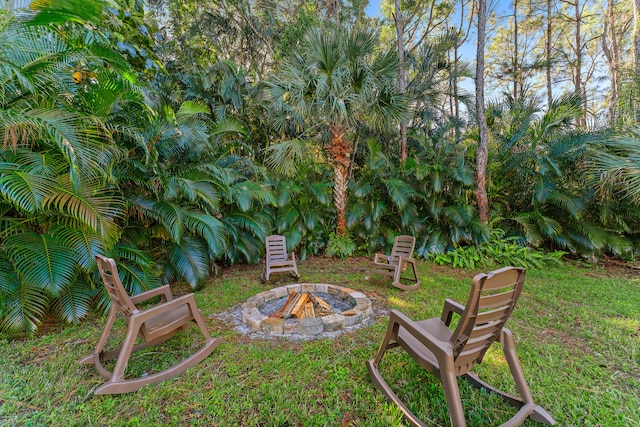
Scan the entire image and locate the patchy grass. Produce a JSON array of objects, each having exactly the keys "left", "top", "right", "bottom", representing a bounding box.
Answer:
[{"left": 1, "top": 257, "right": 639, "bottom": 426}]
